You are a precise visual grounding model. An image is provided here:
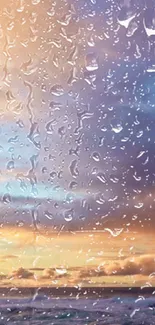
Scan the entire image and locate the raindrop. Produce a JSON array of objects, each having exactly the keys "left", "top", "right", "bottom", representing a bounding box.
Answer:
[
  {"left": 7, "top": 160, "right": 14, "bottom": 170},
  {"left": 104, "top": 228, "right": 123, "bottom": 237},
  {"left": 66, "top": 193, "right": 75, "bottom": 203},
  {"left": 130, "top": 309, "right": 140, "bottom": 318},
  {"left": 57, "top": 13, "right": 72, "bottom": 26},
  {"left": 64, "top": 209, "right": 74, "bottom": 222},
  {"left": 134, "top": 202, "right": 143, "bottom": 209},
  {"left": 31, "top": 209, "right": 39, "bottom": 230},
  {"left": 137, "top": 151, "right": 146, "bottom": 159},
  {"left": 85, "top": 53, "right": 98, "bottom": 71},
  {"left": 55, "top": 268, "right": 67, "bottom": 275},
  {"left": 28, "top": 122, "right": 40, "bottom": 149},
  {"left": 132, "top": 215, "right": 138, "bottom": 220},
  {"left": 92, "top": 152, "right": 100, "bottom": 162},
  {"left": 133, "top": 173, "right": 141, "bottom": 181},
  {"left": 50, "top": 171, "right": 57, "bottom": 179},
  {"left": 112, "top": 124, "right": 123, "bottom": 133},
  {"left": 49, "top": 101, "right": 62, "bottom": 111},
  {"left": 58, "top": 126, "right": 66, "bottom": 138},
  {"left": 20, "top": 180, "right": 27, "bottom": 192},
  {"left": 109, "top": 195, "right": 118, "bottom": 202},
  {"left": 69, "top": 181, "right": 78, "bottom": 189},
  {"left": 45, "top": 120, "right": 54, "bottom": 134},
  {"left": 16, "top": 119, "right": 24, "bottom": 128},
  {"left": 58, "top": 171, "right": 63, "bottom": 179},
  {"left": 96, "top": 193, "right": 105, "bottom": 204},
  {"left": 16, "top": 221, "right": 25, "bottom": 227},
  {"left": 30, "top": 155, "right": 38, "bottom": 169},
  {"left": 47, "top": 7, "right": 55, "bottom": 17},
  {"left": 126, "top": 21, "right": 138, "bottom": 37},
  {"left": 42, "top": 167, "right": 47, "bottom": 174},
  {"left": 79, "top": 215, "right": 86, "bottom": 221},
  {"left": 69, "top": 160, "right": 79, "bottom": 178},
  {"left": 3, "top": 193, "right": 11, "bottom": 204},
  {"left": 117, "top": 7, "right": 136, "bottom": 29},
  {"left": 109, "top": 175, "right": 119, "bottom": 183},
  {"left": 32, "top": 0, "right": 40, "bottom": 5},
  {"left": 8, "top": 136, "right": 18, "bottom": 144},
  {"left": 97, "top": 172, "right": 106, "bottom": 184},
  {"left": 50, "top": 84, "right": 64, "bottom": 96},
  {"left": 143, "top": 10, "right": 155, "bottom": 37},
  {"left": 87, "top": 34, "right": 95, "bottom": 47},
  {"left": 137, "top": 130, "right": 143, "bottom": 138},
  {"left": 91, "top": 167, "right": 97, "bottom": 175},
  {"left": 44, "top": 211, "right": 53, "bottom": 220}
]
